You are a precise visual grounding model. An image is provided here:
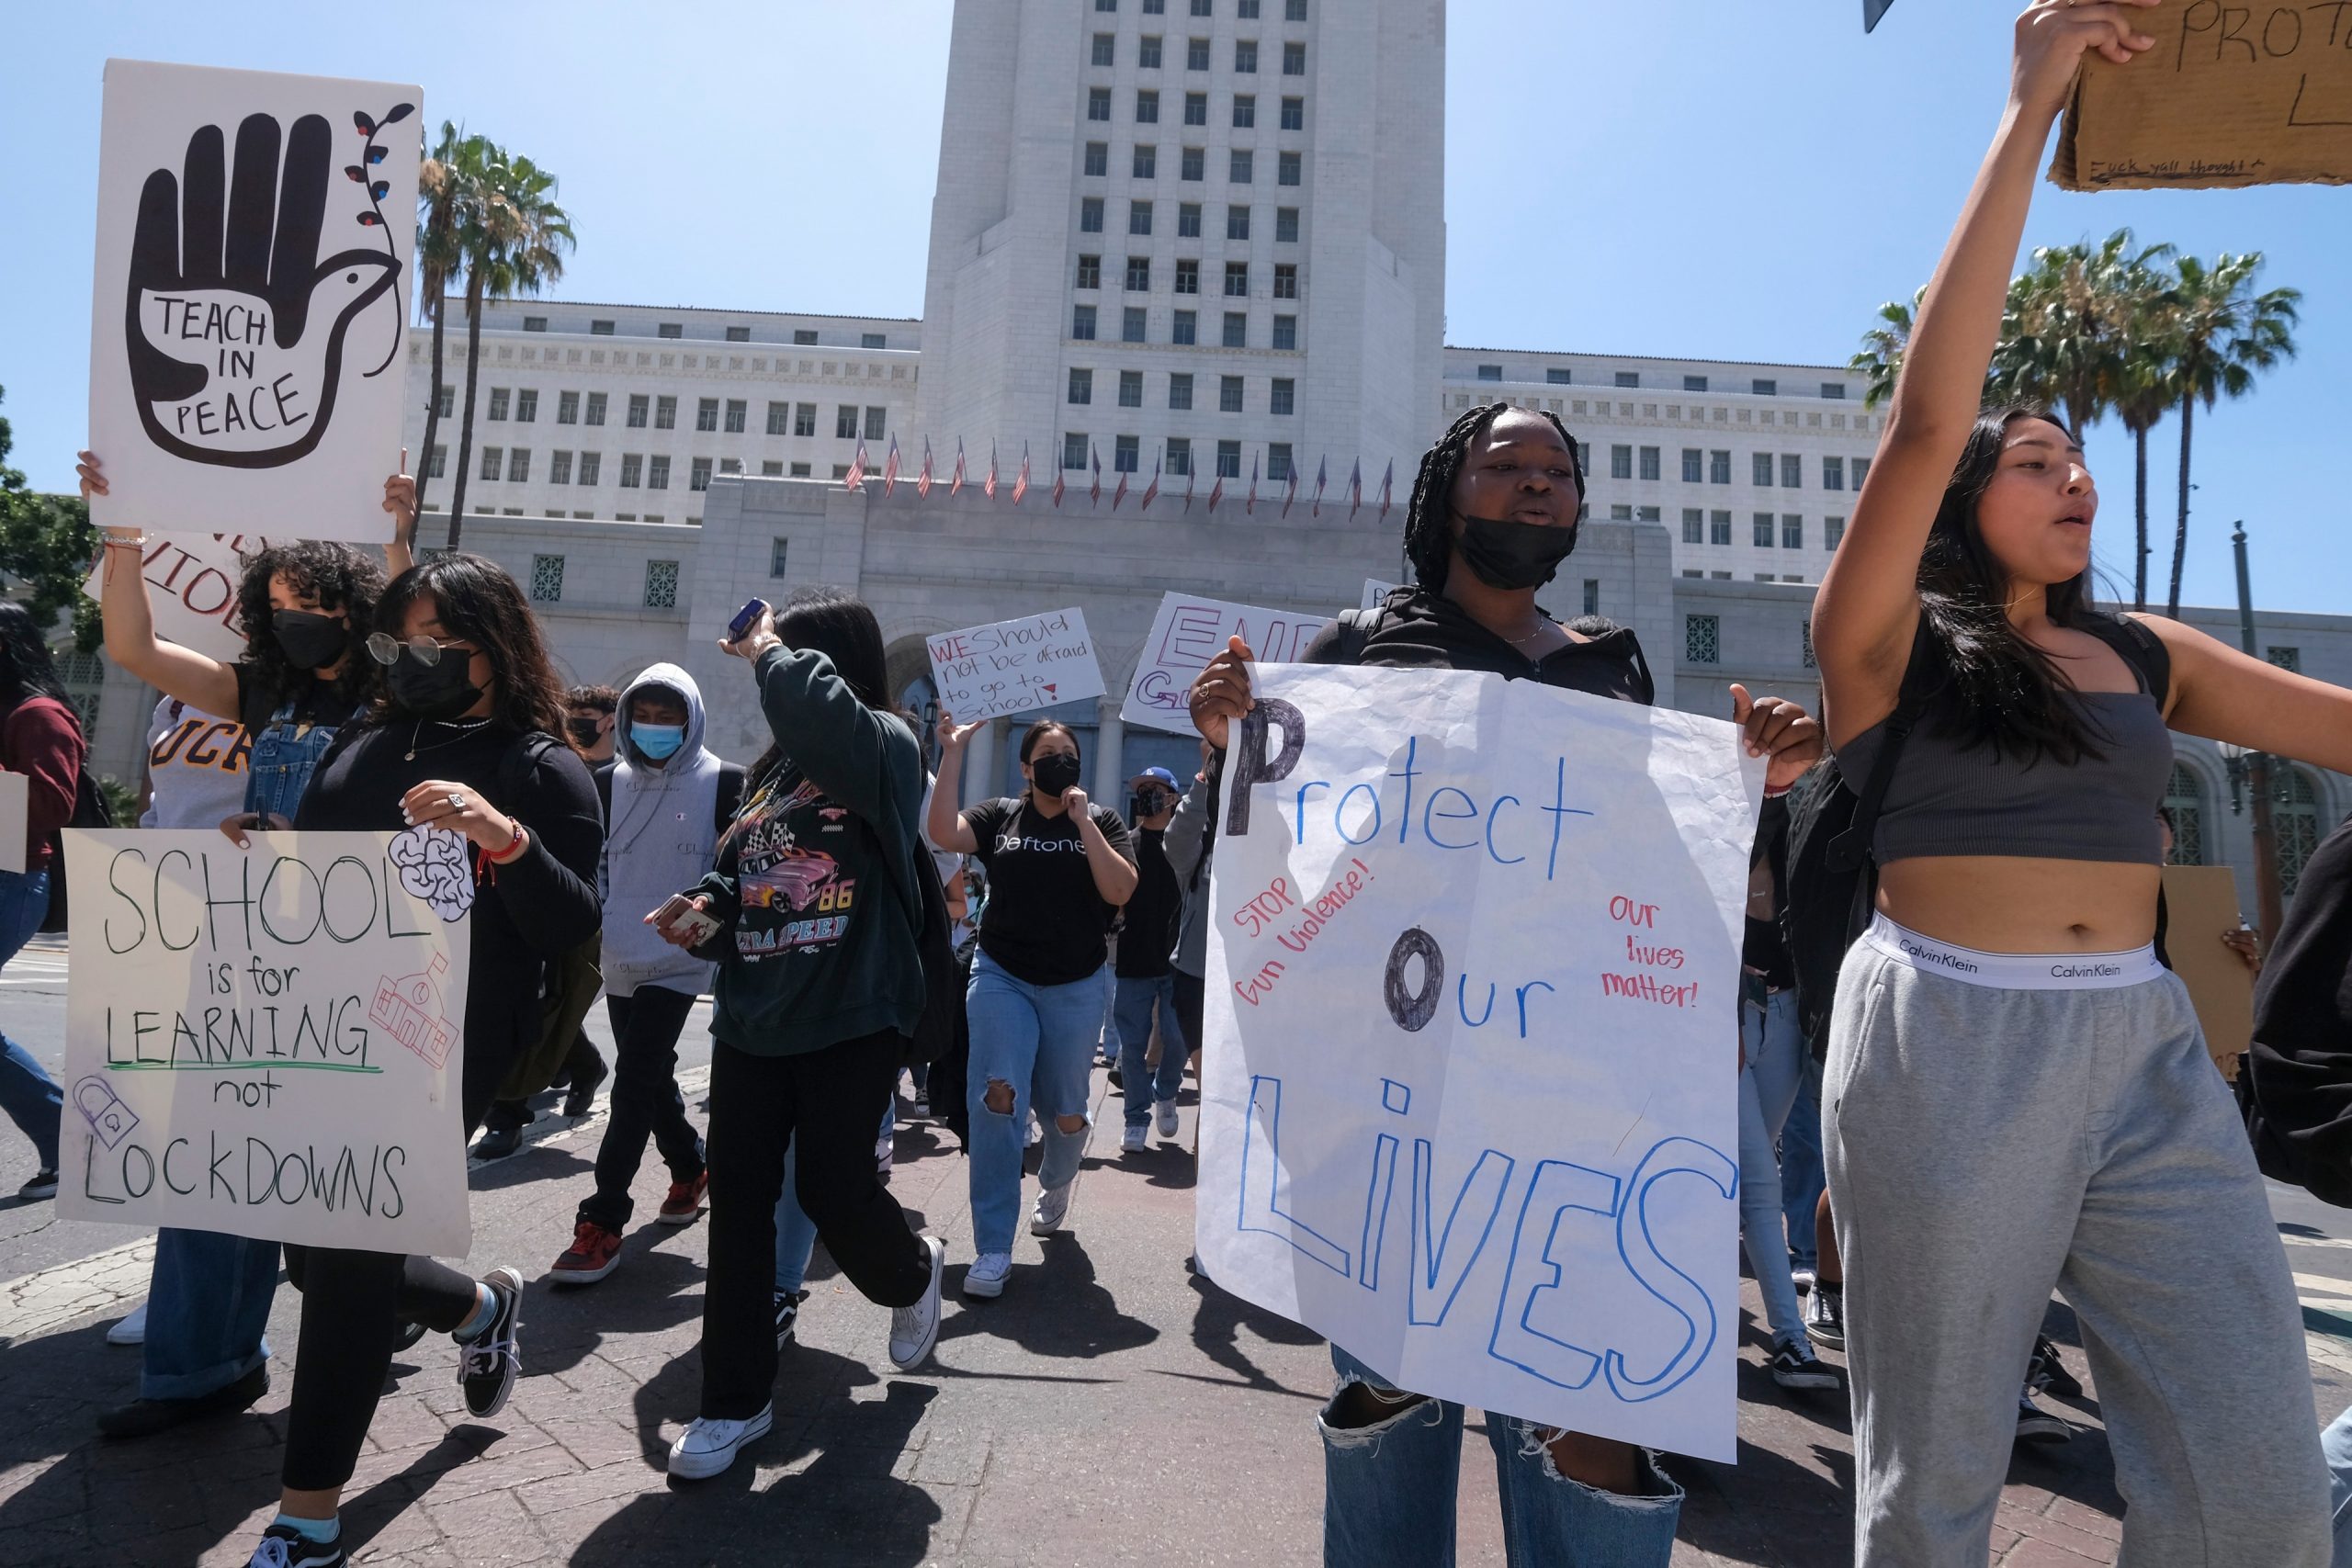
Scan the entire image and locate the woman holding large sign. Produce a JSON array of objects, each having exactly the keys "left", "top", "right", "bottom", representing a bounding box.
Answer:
[
  {"left": 235, "top": 554, "right": 603, "bottom": 1568},
  {"left": 1807, "top": 4, "right": 2341, "bottom": 1562},
  {"left": 1189, "top": 402, "right": 1825, "bottom": 1567}
]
